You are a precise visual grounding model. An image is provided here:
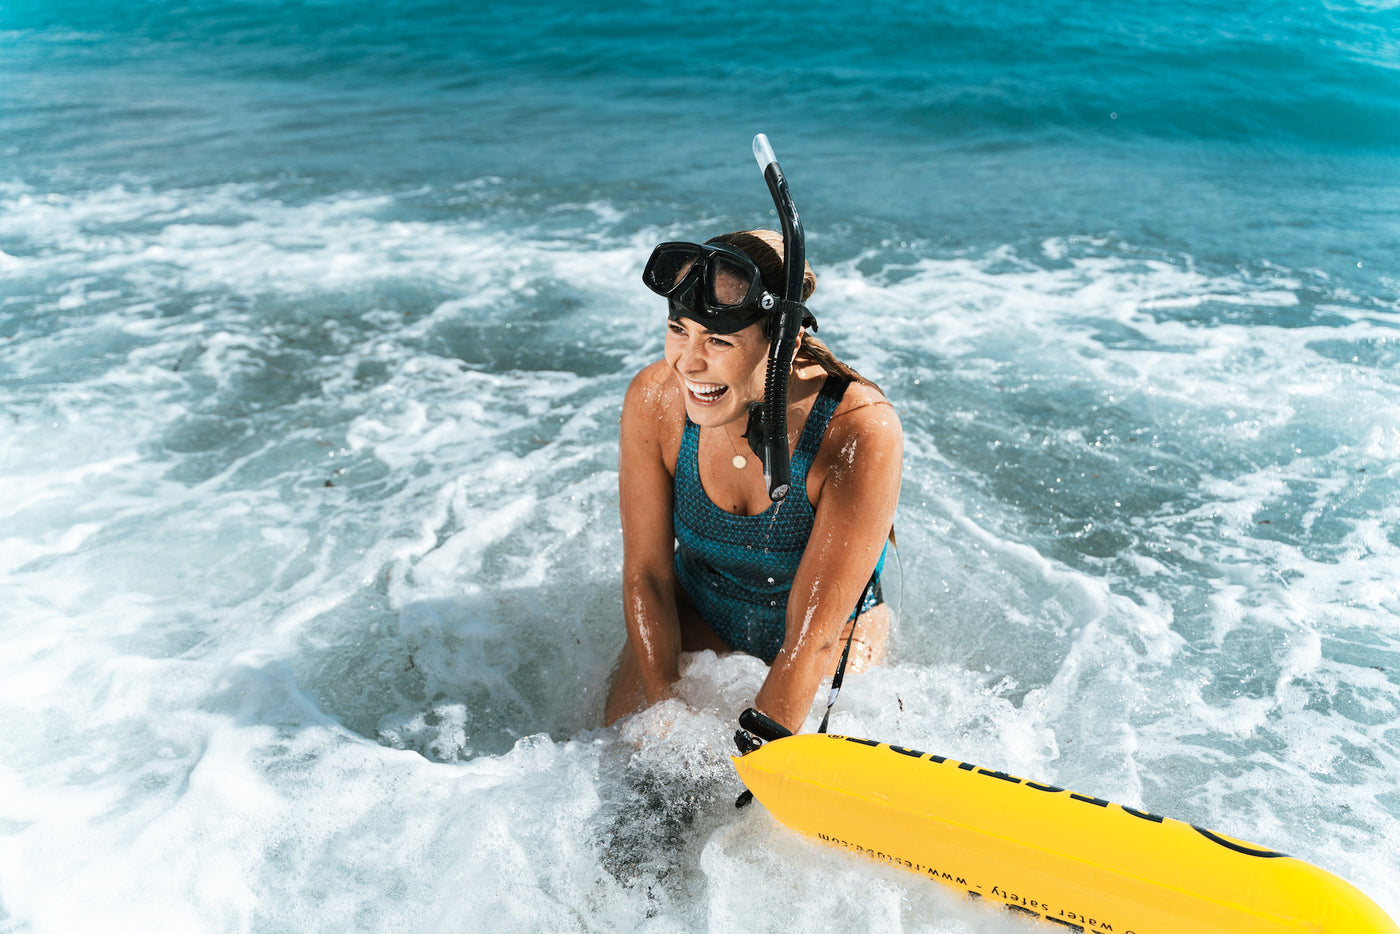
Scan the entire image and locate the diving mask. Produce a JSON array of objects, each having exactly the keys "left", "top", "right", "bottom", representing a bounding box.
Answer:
[{"left": 642, "top": 240, "right": 777, "bottom": 334}]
